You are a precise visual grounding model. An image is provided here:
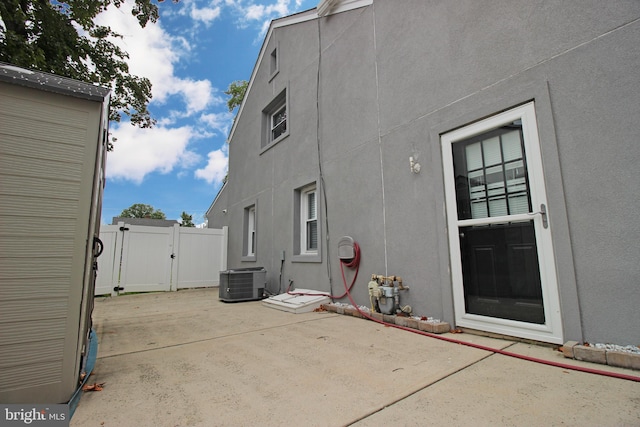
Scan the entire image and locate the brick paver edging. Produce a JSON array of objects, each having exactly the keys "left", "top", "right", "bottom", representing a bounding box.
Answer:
[
  {"left": 321, "top": 303, "right": 450, "bottom": 334},
  {"left": 562, "top": 341, "right": 640, "bottom": 370}
]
